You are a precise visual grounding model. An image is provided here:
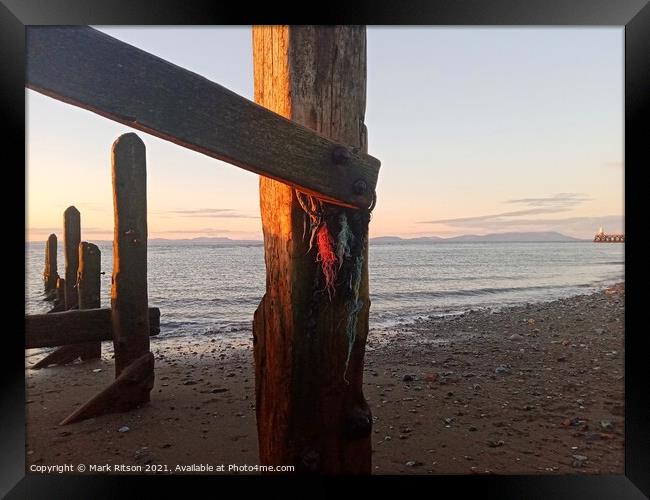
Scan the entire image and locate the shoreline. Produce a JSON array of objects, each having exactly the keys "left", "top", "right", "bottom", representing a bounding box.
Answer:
[
  {"left": 27, "top": 279, "right": 624, "bottom": 349},
  {"left": 26, "top": 283, "right": 624, "bottom": 474}
]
